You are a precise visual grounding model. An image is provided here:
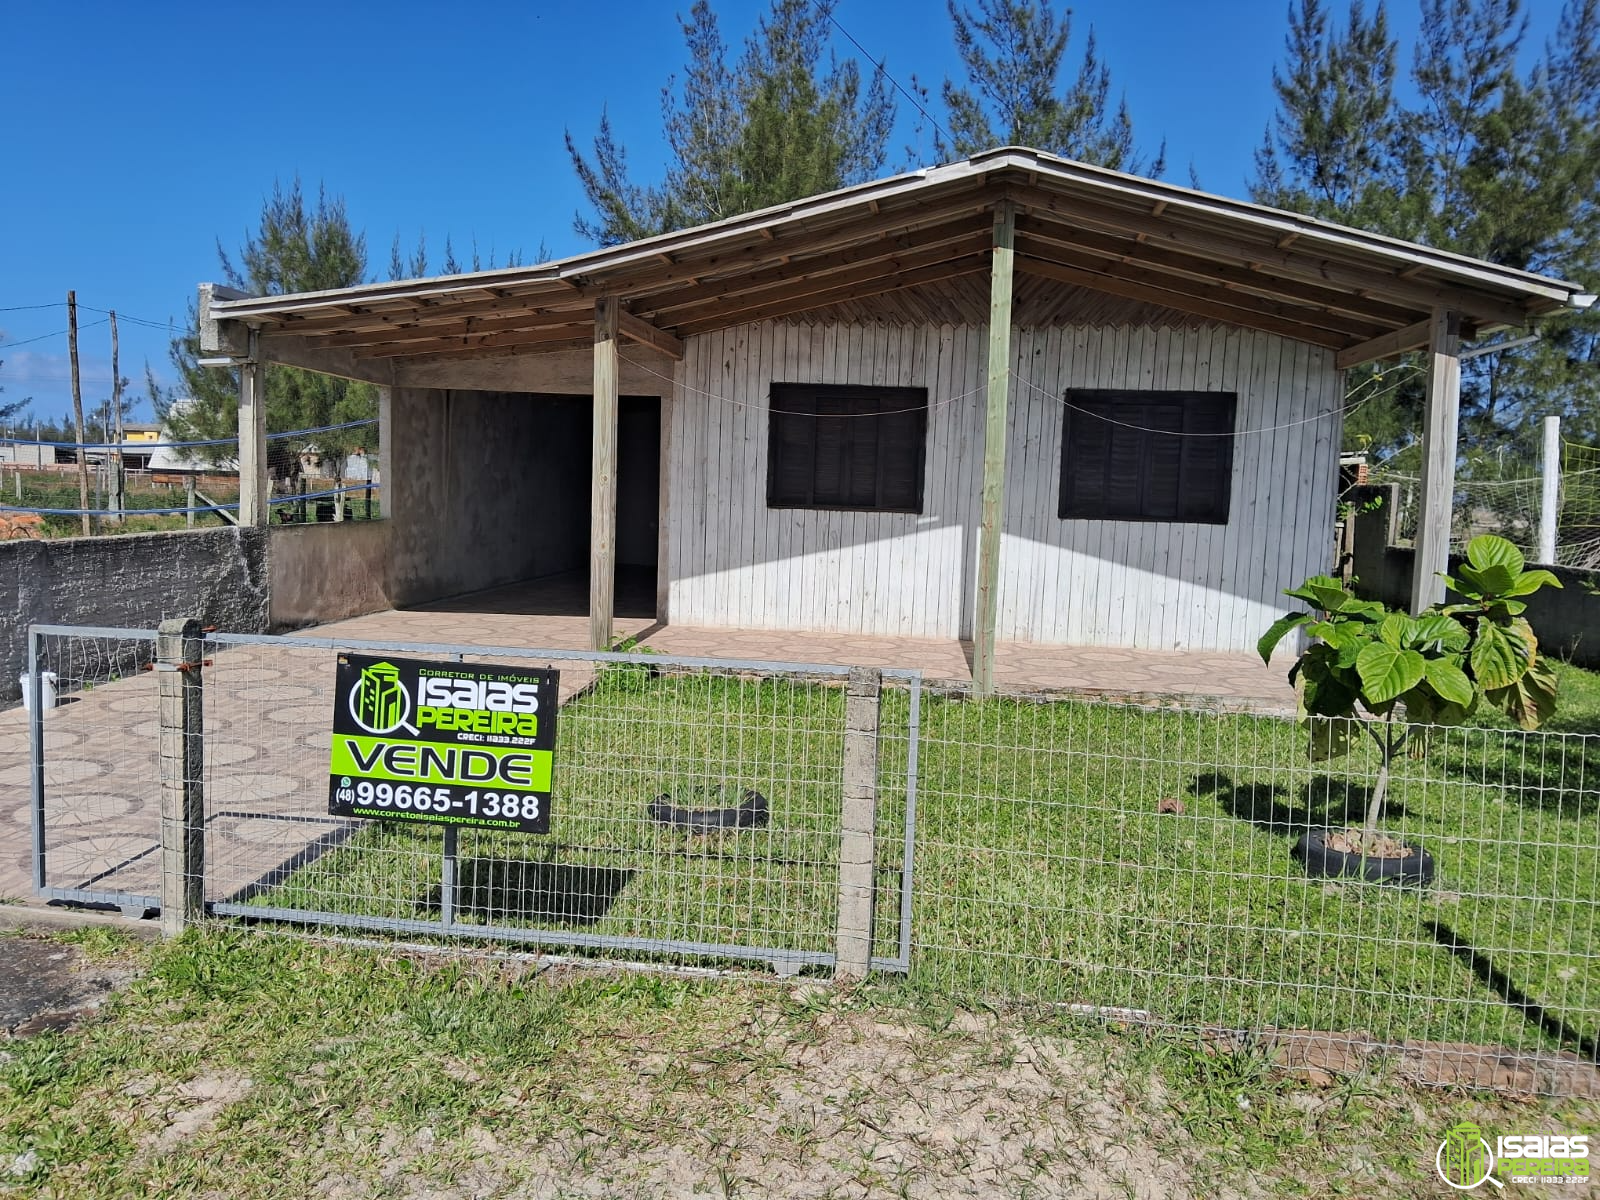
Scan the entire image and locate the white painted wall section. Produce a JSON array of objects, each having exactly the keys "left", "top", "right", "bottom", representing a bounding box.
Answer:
[{"left": 665, "top": 320, "right": 1341, "bottom": 652}]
